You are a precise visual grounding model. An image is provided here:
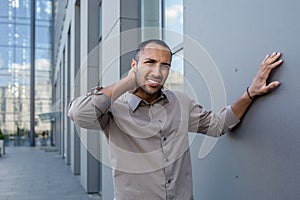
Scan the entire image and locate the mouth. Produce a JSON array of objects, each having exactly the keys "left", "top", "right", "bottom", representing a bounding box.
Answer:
[{"left": 146, "top": 78, "right": 161, "bottom": 87}]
